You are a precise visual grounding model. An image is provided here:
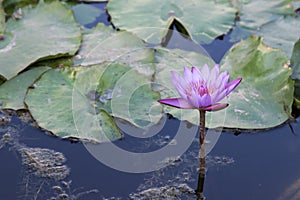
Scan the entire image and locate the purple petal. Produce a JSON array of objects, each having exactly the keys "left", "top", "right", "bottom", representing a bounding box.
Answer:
[
  {"left": 191, "top": 66, "right": 205, "bottom": 83},
  {"left": 207, "top": 65, "right": 219, "bottom": 89},
  {"left": 225, "top": 77, "right": 242, "bottom": 95},
  {"left": 201, "top": 64, "right": 210, "bottom": 80},
  {"left": 216, "top": 71, "right": 229, "bottom": 89},
  {"left": 202, "top": 103, "right": 229, "bottom": 111},
  {"left": 212, "top": 89, "right": 227, "bottom": 103},
  {"left": 157, "top": 98, "right": 194, "bottom": 109},
  {"left": 187, "top": 90, "right": 200, "bottom": 108},
  {"left": 183, "top": 67, "right": 193, "bottom": 82},
  {"left": 213, "top": 64, "right": 220, "bottom": 74},
  {"left": 198, "top": 93, "right": 212, "bottom": 107},
  {"left": 170, "top": 71, "right": 188, "bottom": 99}
]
